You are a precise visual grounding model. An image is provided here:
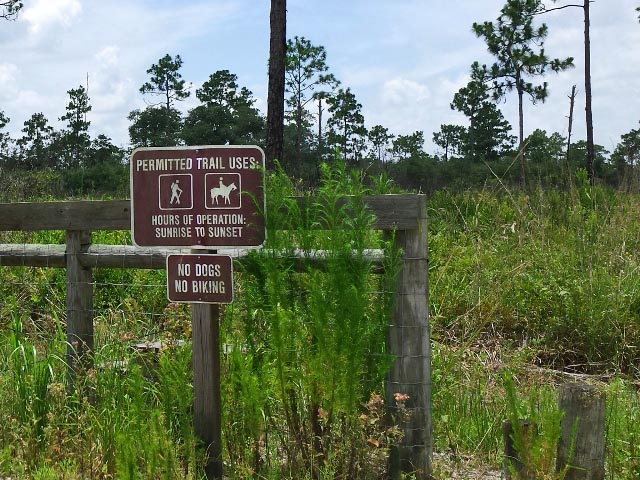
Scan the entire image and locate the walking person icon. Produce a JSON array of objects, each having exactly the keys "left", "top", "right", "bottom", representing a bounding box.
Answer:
[
  {"left": 159, "top": 174, "right": 192, "bottom": 210},
  {"left": 170, "top": 179, "right": 183, "bottom": 205}
]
